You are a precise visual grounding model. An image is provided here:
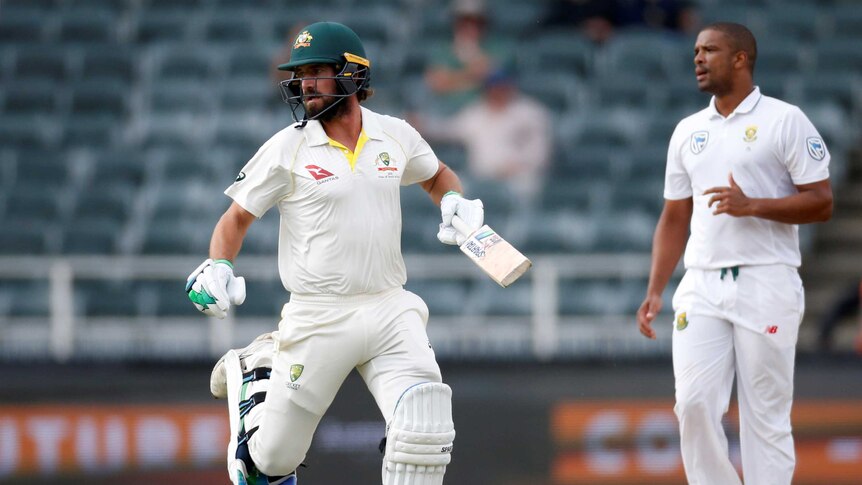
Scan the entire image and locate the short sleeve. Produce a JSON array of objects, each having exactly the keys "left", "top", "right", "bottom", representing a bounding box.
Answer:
[
  {"left": 781, "top": 106, "right": 830, "bottom": 185},
  {"left": 400, "top": 123, "right": 440, "bottom": 186},
  {"left": 664, "top": 123, "right": 693, "bottom": 200},
  {"left": 224, "top": 133, "right": 294, "bottom": 218}
]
